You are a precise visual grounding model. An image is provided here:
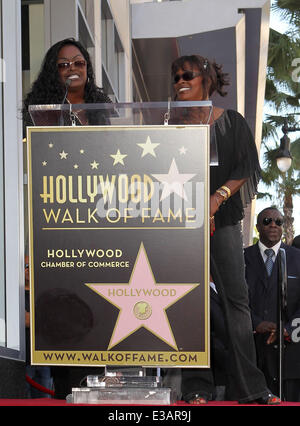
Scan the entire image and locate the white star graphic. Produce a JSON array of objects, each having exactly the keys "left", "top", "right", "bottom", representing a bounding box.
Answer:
[
  {"left": 137, "top": 136, "right": 160, "bottom": 158},
  {"left": 110, "top": 149, "right": 127, "bottom": 166},
  {"left": 179, "top": 146, "right": 187, "bottom": 155},
  {"left": 59, "top": 150, "right": 68, "bottom": 160},
  {"left": 152, "top": 158, "right": 196, "bottom": 201},
  {"left": 90, "top": 160, "right": 99, "bottom": 170}
]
